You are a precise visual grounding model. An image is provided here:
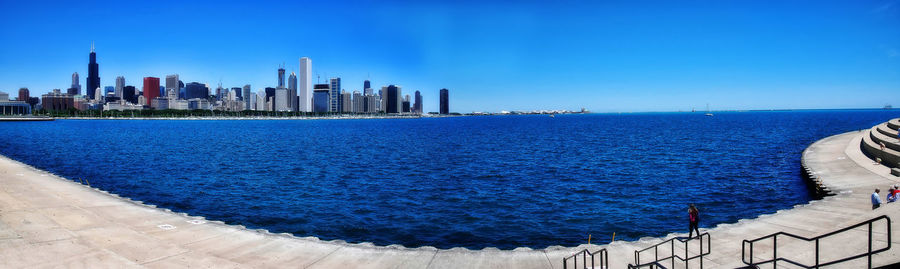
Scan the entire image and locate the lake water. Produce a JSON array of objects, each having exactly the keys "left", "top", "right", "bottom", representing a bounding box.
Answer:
[{"left": 1, "top": 110, "right": 898, "bottom": 249}]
